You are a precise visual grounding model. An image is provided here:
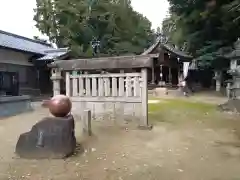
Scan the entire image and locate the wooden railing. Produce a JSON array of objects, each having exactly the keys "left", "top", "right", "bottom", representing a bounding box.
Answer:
[
  {"left": 51, "top": 68, "right": 148, "bottom": 127},
  {"left": 65, "top": 71, "right": 143, "bottom": 101}
]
